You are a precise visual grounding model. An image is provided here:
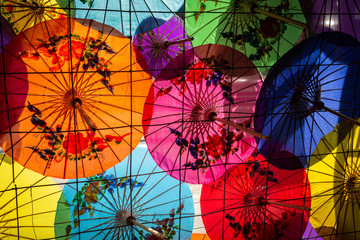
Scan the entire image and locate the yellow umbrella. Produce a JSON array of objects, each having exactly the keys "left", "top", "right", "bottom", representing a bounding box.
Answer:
[
  {"left": 1, "top": 0, "right": 66, "bottom": 34},
  {"left": 0, "top": 154, "right": 62, "bottom": 239},
  {"left": 308, "top": 120, "right": 360, "bottom": 239},
  {"left": 191, "top": 233, "right": 211, "bottom": 240}
]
